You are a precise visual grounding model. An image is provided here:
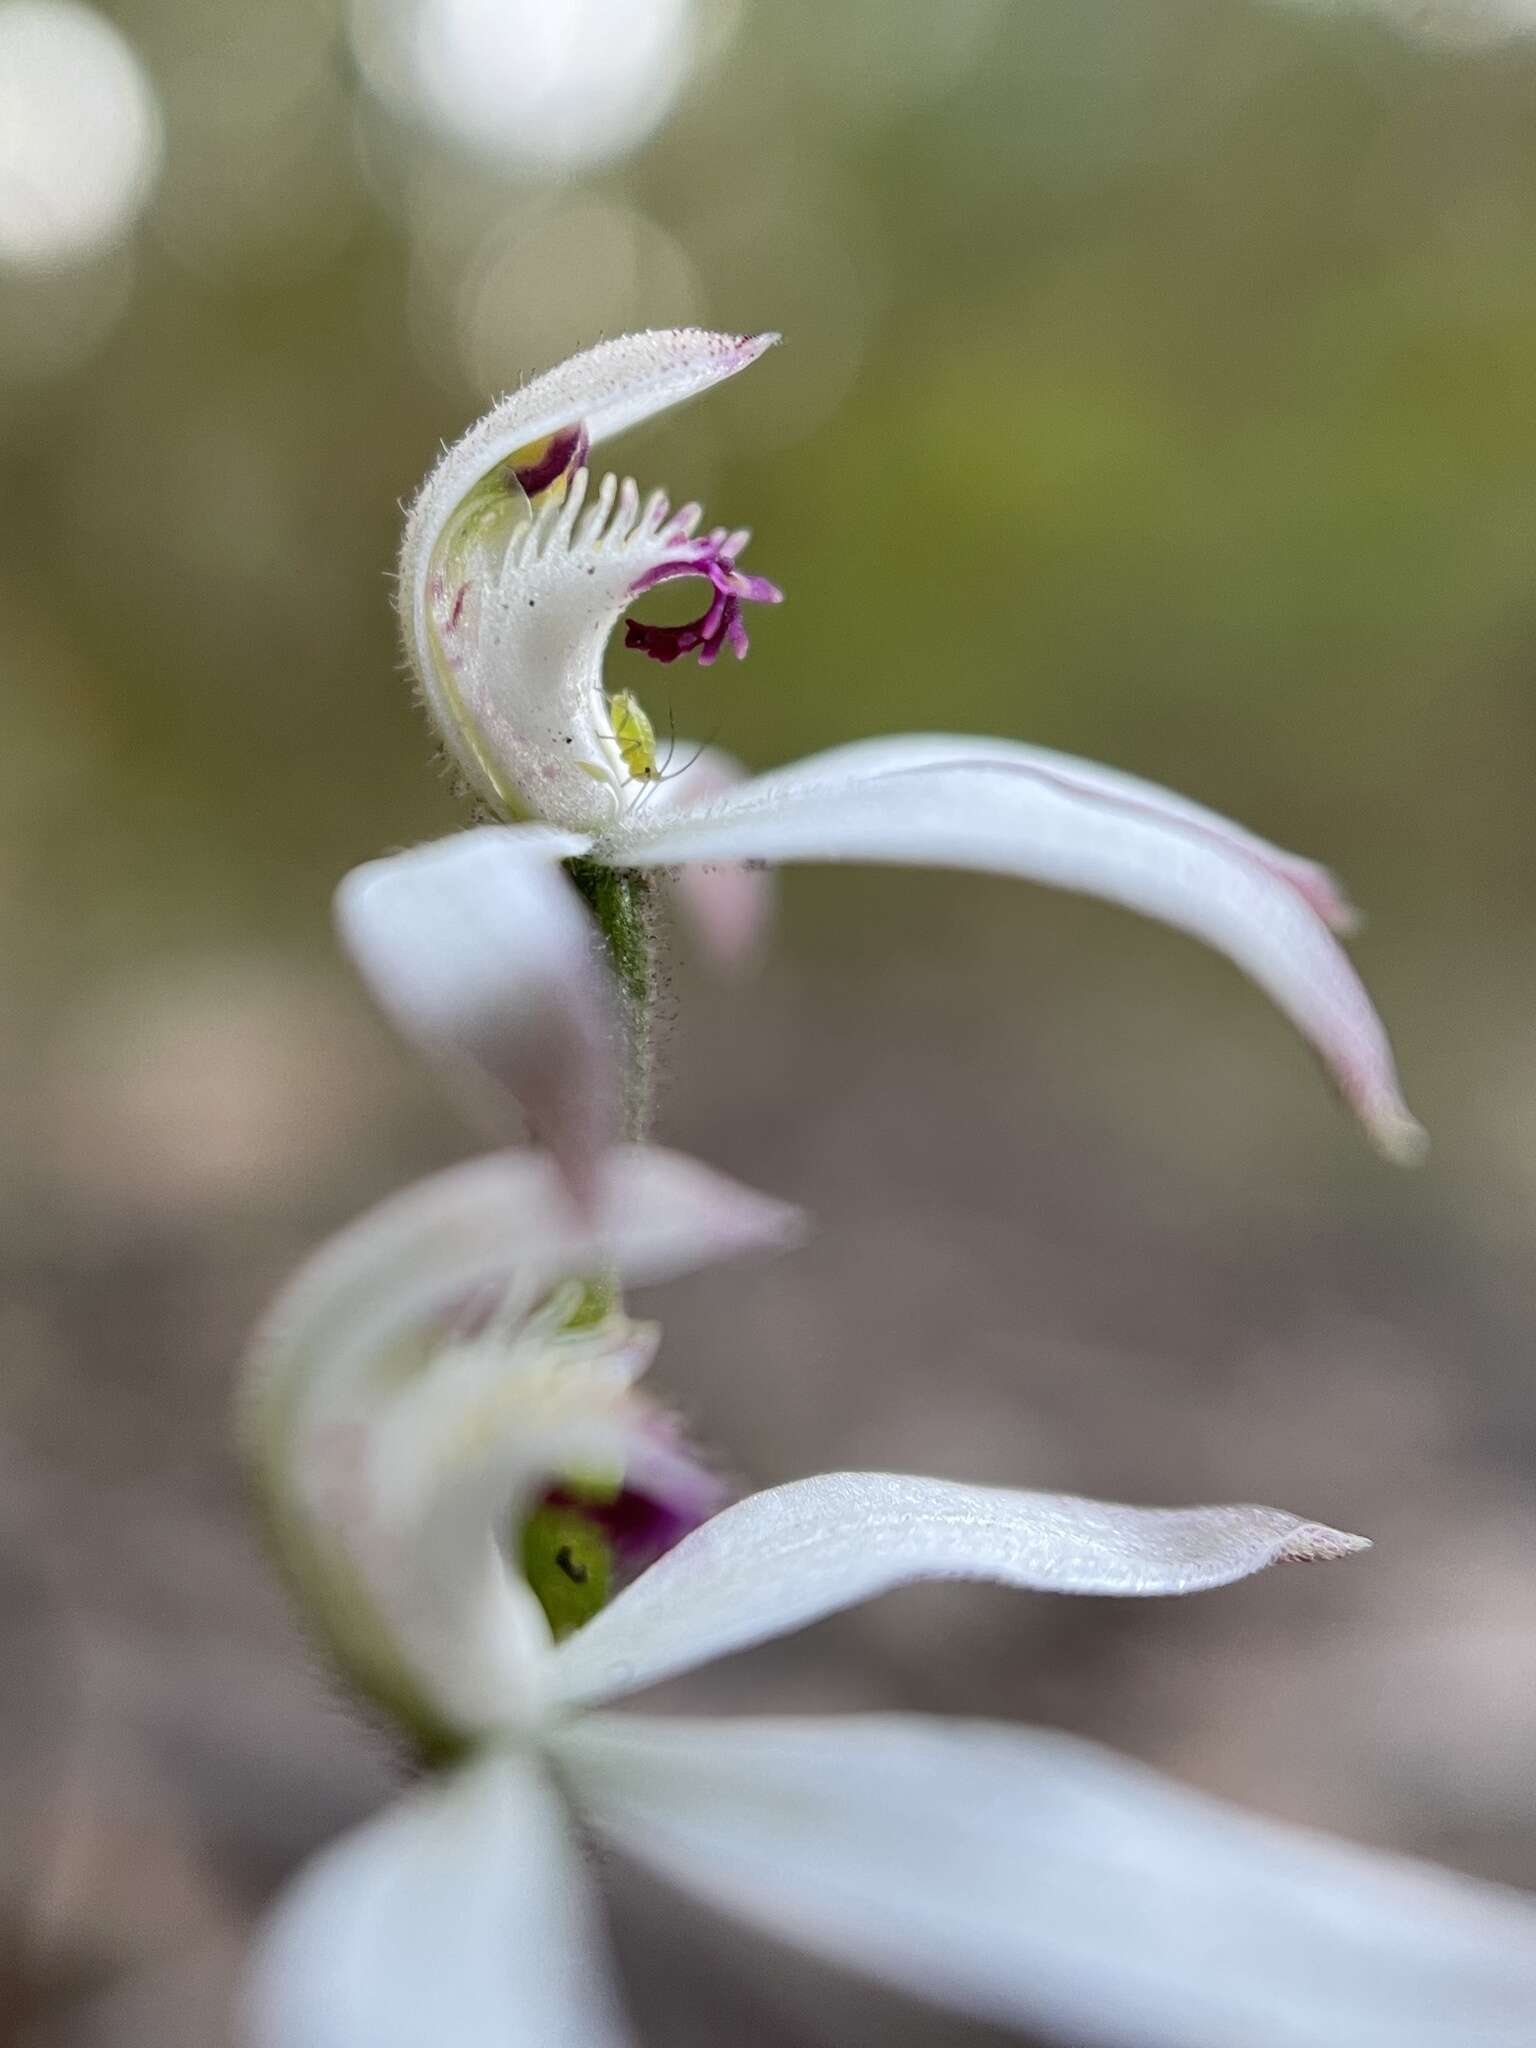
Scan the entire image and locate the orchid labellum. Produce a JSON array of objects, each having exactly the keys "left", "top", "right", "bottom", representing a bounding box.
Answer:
[
  {"left": 360, "top": 327, "right": 1423, "bottom": 1208},
  {"left": 241, "top": 1147, "right": 1536, "bottom": 2048}
]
